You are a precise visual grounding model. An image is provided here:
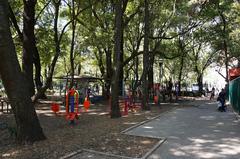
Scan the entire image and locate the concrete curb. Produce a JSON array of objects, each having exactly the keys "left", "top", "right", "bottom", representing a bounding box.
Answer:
[
  {"left": 60, "top": 149, "right": 83, "bottom": 159},
  {"left": 123, "top": 132, "right": 163, "bottom": 139},
  {"left": 141, "top": 138, "right": 167, "bottom": 159},
  {"left": 82, "top": 149, "right": 139, "bottom": 159},
  {"left": 60, "top": 149, "right": 138, "bottom": 159}
]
